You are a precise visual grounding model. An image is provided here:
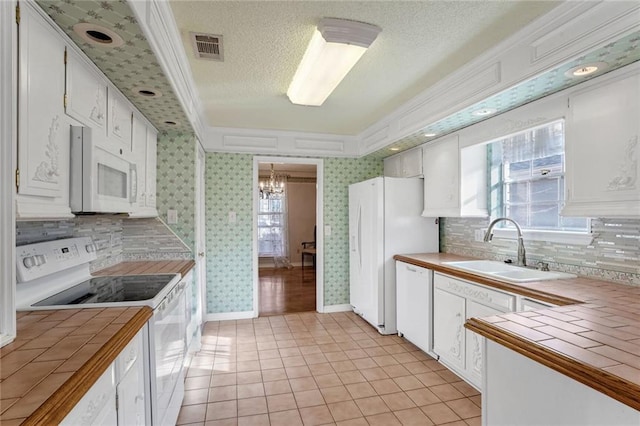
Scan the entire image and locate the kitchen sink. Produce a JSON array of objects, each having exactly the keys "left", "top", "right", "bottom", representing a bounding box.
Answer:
[{"left": 442, "top": 260, "right": 576, "bottom": 283}]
